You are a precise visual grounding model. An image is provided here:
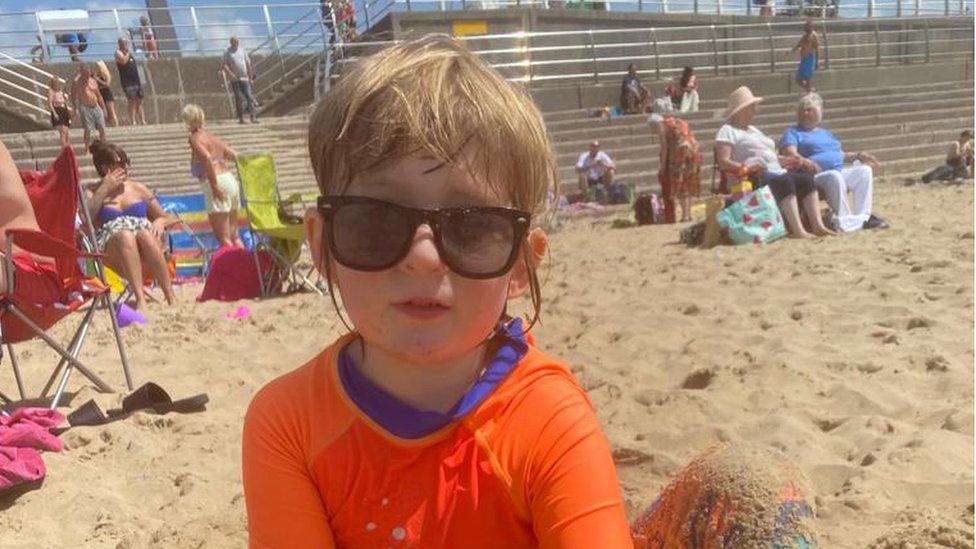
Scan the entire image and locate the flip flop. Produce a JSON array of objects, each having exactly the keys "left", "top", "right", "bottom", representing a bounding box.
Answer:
[
  {"left": 63, "top": 383, "right": 208, "bottom": 429},
  {"left": 108, "top": 382, "right": 209, "bottom": 418},
  {"left": 66, "top": 398, "right": 111, "bottom": 428}
]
